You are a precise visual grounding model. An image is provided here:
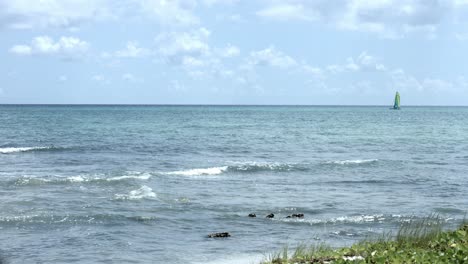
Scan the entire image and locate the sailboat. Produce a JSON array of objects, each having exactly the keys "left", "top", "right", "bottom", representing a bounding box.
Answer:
[{"left": 391, "top": 92, "right": 400, "bottom": 110}]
